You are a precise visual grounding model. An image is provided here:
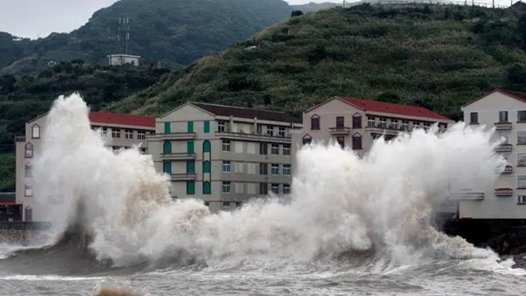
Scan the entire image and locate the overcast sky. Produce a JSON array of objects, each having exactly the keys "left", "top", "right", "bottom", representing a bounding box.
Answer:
[{"left": 0, "top": 0, "right": 342, "bottom": 39}]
